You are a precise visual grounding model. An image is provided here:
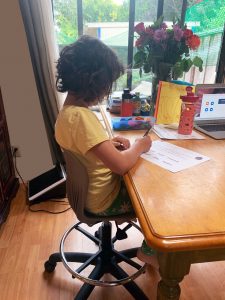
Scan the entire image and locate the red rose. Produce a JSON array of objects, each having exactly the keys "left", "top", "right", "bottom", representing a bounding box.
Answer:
[
  {"left": 186, "top": 34, "right": 201, "bottom": 50},
  {"left": 134, "top": 22, "right": 145, "bottom": 34},
  {"left": 135, "top": 36, "right": 146, "bottom": 47},
  {"left": 183, "top": 29, "right": 193, "bottom": 38}
]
